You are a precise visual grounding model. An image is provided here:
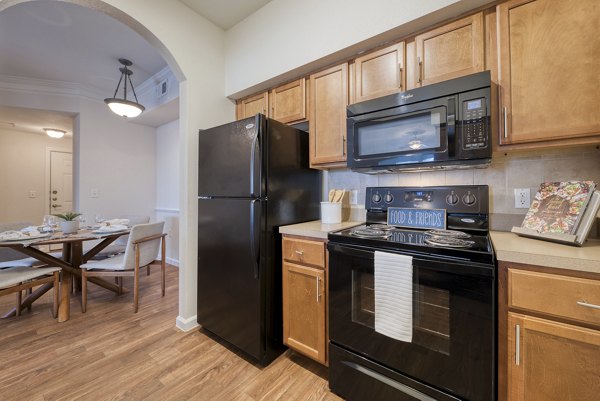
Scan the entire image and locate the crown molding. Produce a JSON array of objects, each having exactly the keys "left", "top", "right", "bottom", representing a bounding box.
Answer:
[{"left": 0, "top": 74, "right": 107, "bottom": 102}]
